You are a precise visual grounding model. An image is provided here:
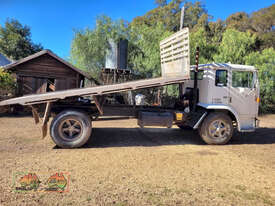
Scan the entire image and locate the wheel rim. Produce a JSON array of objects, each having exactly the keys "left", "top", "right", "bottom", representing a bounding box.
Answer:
[
  {"left": 58, "top": 119, "right": 83, "bottom": 141},
  {"left": 208, "top": 119, "right": 230, "bottom": 141}
]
